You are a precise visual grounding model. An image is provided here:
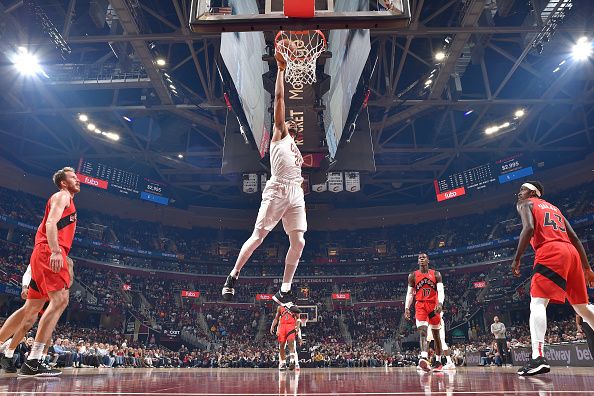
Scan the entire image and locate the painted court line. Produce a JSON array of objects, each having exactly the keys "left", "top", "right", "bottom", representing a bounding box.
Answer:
[{"left": 2, "top": 392, "right": 592, "bottom": 395}]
